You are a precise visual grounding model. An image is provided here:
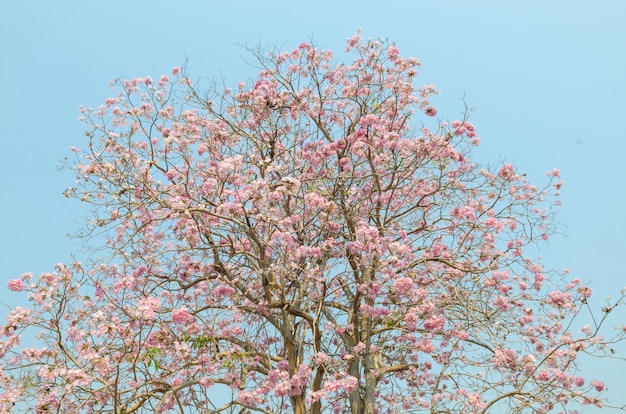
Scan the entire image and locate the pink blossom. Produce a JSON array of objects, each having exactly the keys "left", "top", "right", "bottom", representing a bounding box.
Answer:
[
  {"left": 483, "top": 217, "right": 504, "bottom": 230},
  {"left": 171, "top": 307, "right": 193, "bottom": 325},
  {"left": 493, "top": 295, "right": 510, "bottom": 311},
  {"left": 424, "top": 106, "right": 437, "bottom": 117},
  {"left": 359, "top": 304, "right": 389, "bottom": 319},
  {"left": 135, "top": 296, "right": 161, "bottom": 320},
  {"left": 172, "top": 66, "right": 180, "bottom": 75},
  {"left": 199, "top": 377, "right": 214, "bottom": 388},
  {"left": 353, "top": 342, "right": 366, "bottom": 355},
  {"left": 423, "top": 315, "right": 445, "bottom": 331},
  {"left": 590, "top": 379, "right": 604, "bottom": 392},
  {"left": 546, "top": 168, "right": 560, "bottom": 178},
  {"left": 338, "top": 157, "right": 350, "bottom": 170},
  {"left": 197, "top": 143, "right": 208, "bottom": 155},
  {"left": 493, "top": 348, "right": 517, "bottom": 369},
  {"left": 212, "top": 285, "right": 235, "bottom": 298},
  {"left": 238, "top": 390, "right": 260, "bottom": 406},
  {"left": 7, "top": 307, "right": 31, "bottom": 326},
  {"left": 387, "top": 45, "right": 400, "bottom": 62},
  {"left": 580, "top": 324, "right": 593, "bottom": 336},
  {"left": 418, "top": 338, "right": 436, "bottom": 354},
  {"left": 466, "top": 393, "right": 485, "bottom": 409},
  {"left": 404, "top": 311, "right": 419, "bottom": 331},
  {"left": 547, "top": 291, "right": 572, "bottom": 308},
  {"left": 343, "top": 376, "right": 358, "bottom": 392},
  {"left": 577, "top": 286, "right": 592, "bottom": 299},
  {"left": 165, "top": 169, "right": 177, "bottom": 181},
  {"left": 314, "top": 352, "right": 329, "bottom": 365},
  {"left": 520, "top": 308, "right": 534, "bottom": 324},
  {"left": 498, "top": 164, "right": 516, "bottom": 181},
  {"left": 497, "top": 284, "right": 510, "bottom": 294},
  {"left": 450, "top": 205, "right": 476, "bottom": 220},
  {"left": 7, "top": 279, "right": 25, "bottom": 292},
  {"left": 345, "top": 33, "right": 360, "bottom": 51},
  {"left": 393, "top": 277, "right": 413, "bottom": 293},
  {"left": 536, "top": 369, "right": 551, "bottom": 381}
]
